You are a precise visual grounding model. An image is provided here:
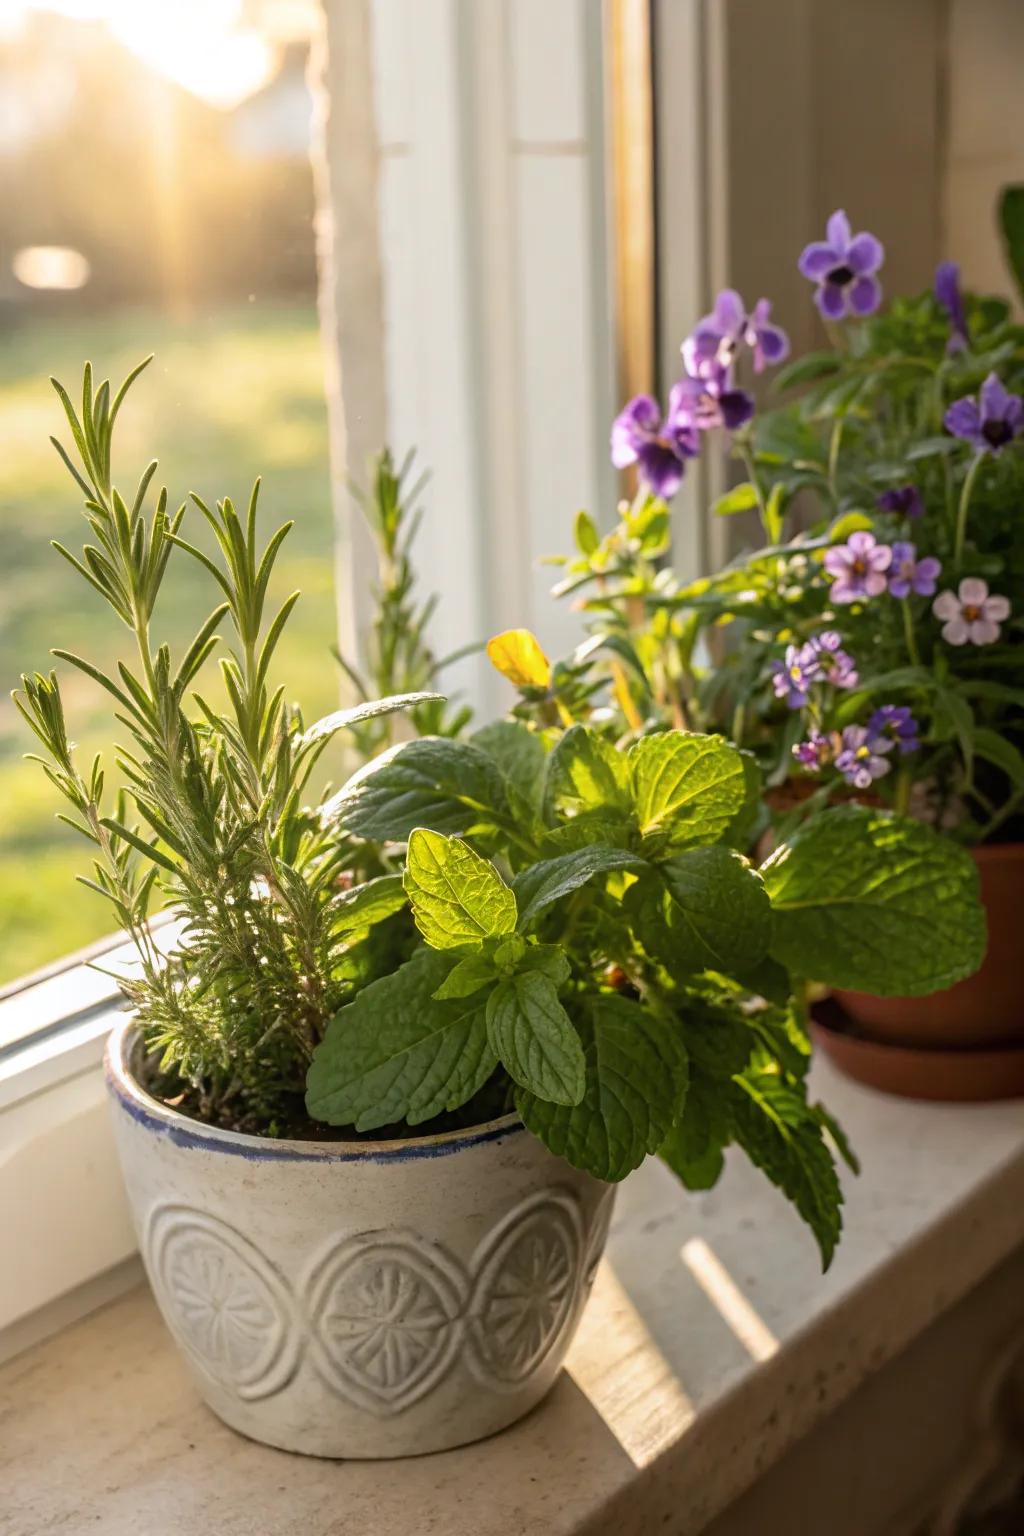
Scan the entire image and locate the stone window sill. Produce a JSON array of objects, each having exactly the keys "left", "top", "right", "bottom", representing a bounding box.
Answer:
[{"left": 2, "top": 1058, "right": 1023, "bottom": 1535}]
